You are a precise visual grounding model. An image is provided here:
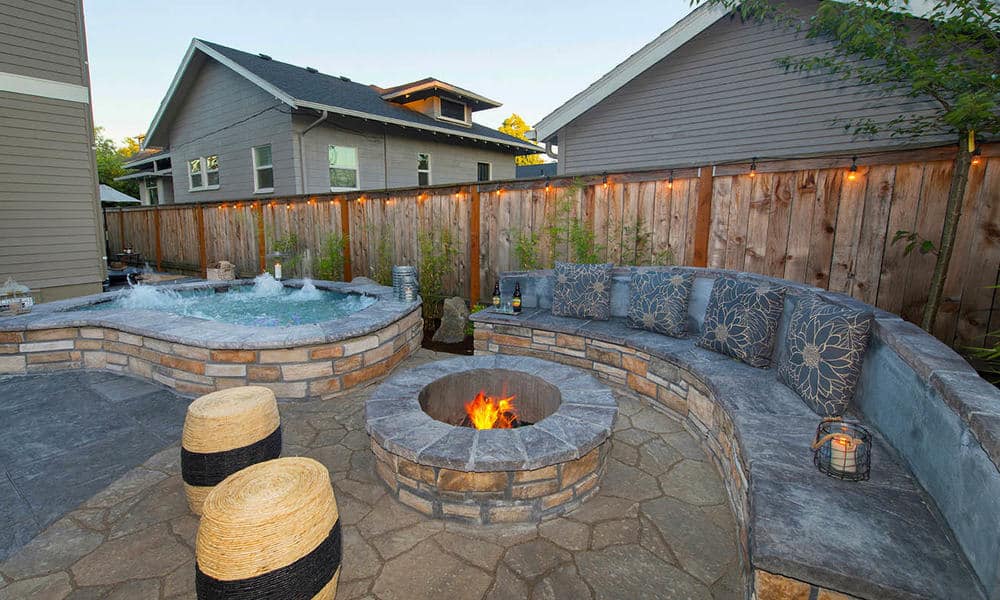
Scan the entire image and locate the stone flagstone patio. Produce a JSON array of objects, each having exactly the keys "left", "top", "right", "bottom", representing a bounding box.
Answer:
[{"left": 0, "top": 349, "right": 741, "bottom": 600}]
